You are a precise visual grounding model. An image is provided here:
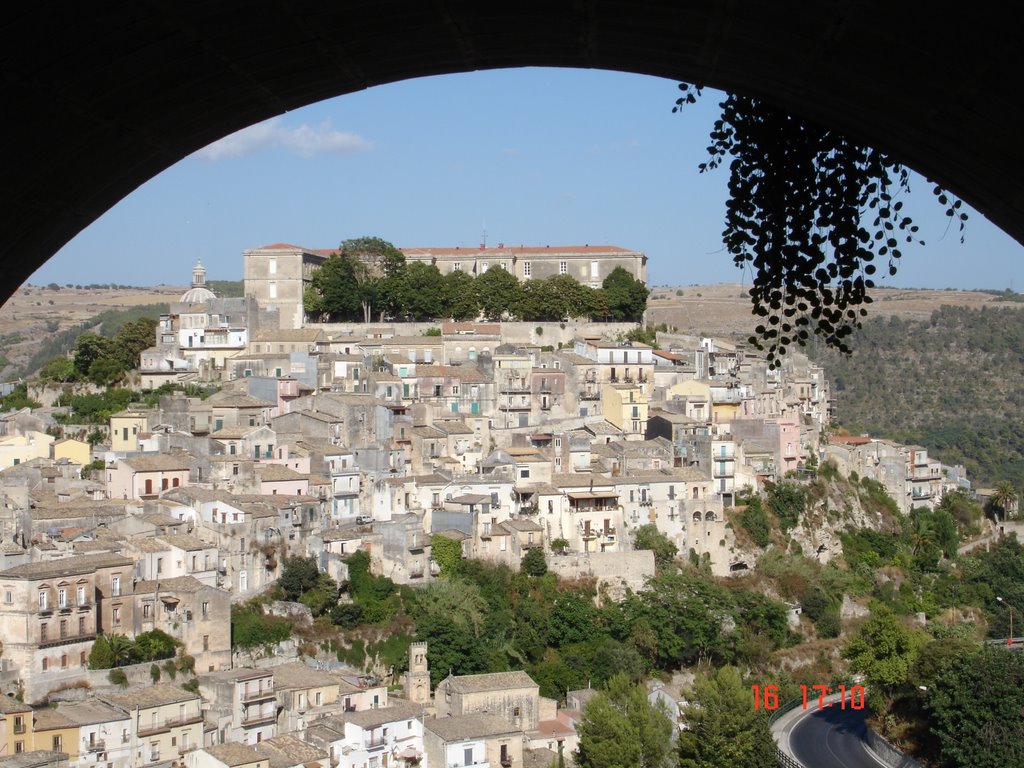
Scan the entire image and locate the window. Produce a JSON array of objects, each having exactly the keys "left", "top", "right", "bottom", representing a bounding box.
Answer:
[
  {"left": 77, "top": 585, "right": 86, "bottom": 605},
  {"left": 57, "top": 588, "right": 67, "bottom": 608},
  {"left": 112, "top": 606, "right": 120, "bottom": 625},
  {"left": 112, "top": 575, "right": 120, "bottom": 596},
  {"left": 61, "top": 653, "right": 68, "bottom": 668},
  {"left": 203, "top": 634, "right": 209, "bottom": 651},
  {"left": 519, "top": 468, "right": 530, "bottom": 479},
  {"left": 52, "top": 736, "right": 61, "bottom": 752},
  {"left": 13, "top": 715, "right": 24, "bottom": 734},
  {"left": 40, "top": 623, "right": 47, "bottom": 641},
  {"left": 143, "top": 603, "right": 151, "bottom": 618},
  {"left": 3, "top": 590, "right": 11, "bottom": 604},
  {"left": 268, "top": 281, "right": 277, "bottom": 299},
  {"left": 38, "top": 590, "right": 48, "bottom": 611},
  {"left": 559, "top": 260, "right": 567, "bottom": 275},
  {"left": 41, "top": 657, "right": 48, "bottom": 671},
  {"left": 79, "top": 616, "right": 86, "bottom": 634},
  {"left": 268, "top": 257, "right": 277, "bottom": 275},
  {"left": 523, "top": 261, "right": 531, "bottom": 277},
  {"left": 202, "top": 601, "right": 209, "bottom": 618},
  {"left": 453, "top": 261, "right": 461, "bottom": 271}
]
